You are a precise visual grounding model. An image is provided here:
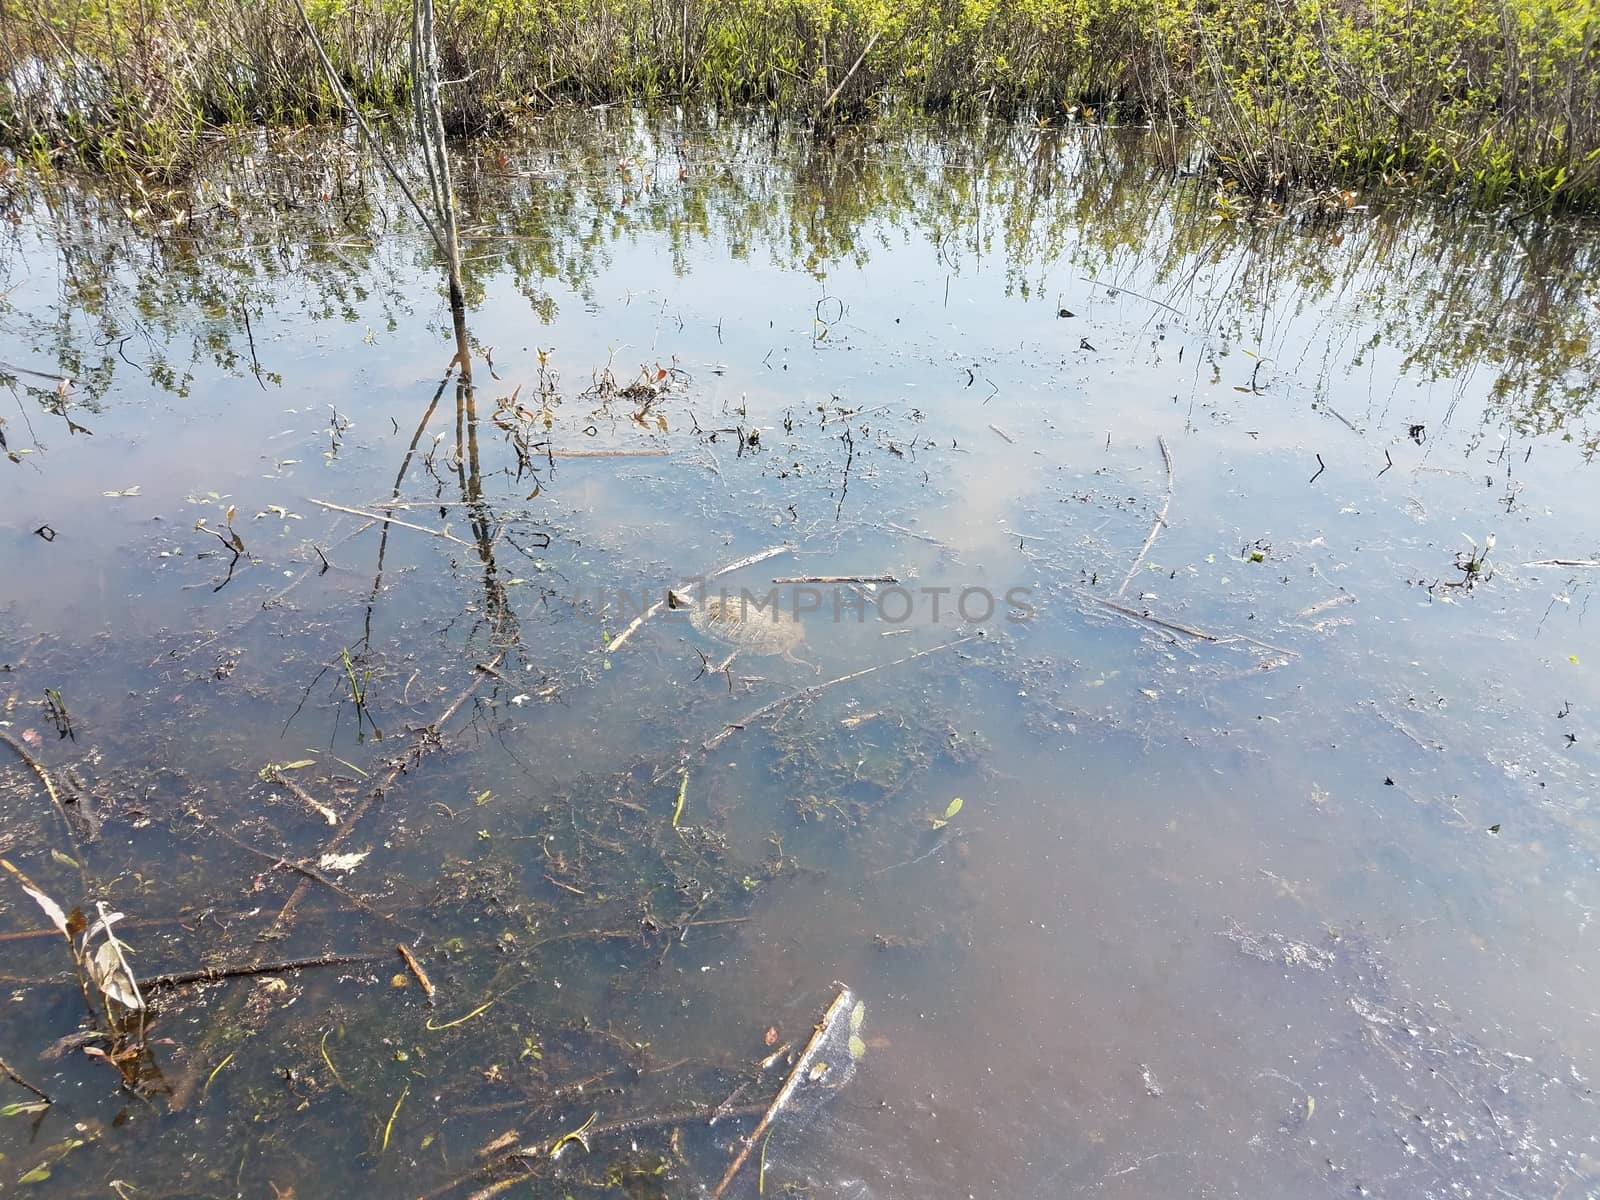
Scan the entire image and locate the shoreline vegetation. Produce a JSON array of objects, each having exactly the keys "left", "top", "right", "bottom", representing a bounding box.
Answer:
[{"left": 0, "top": 0, "right": 1597, "bottom": 210}]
